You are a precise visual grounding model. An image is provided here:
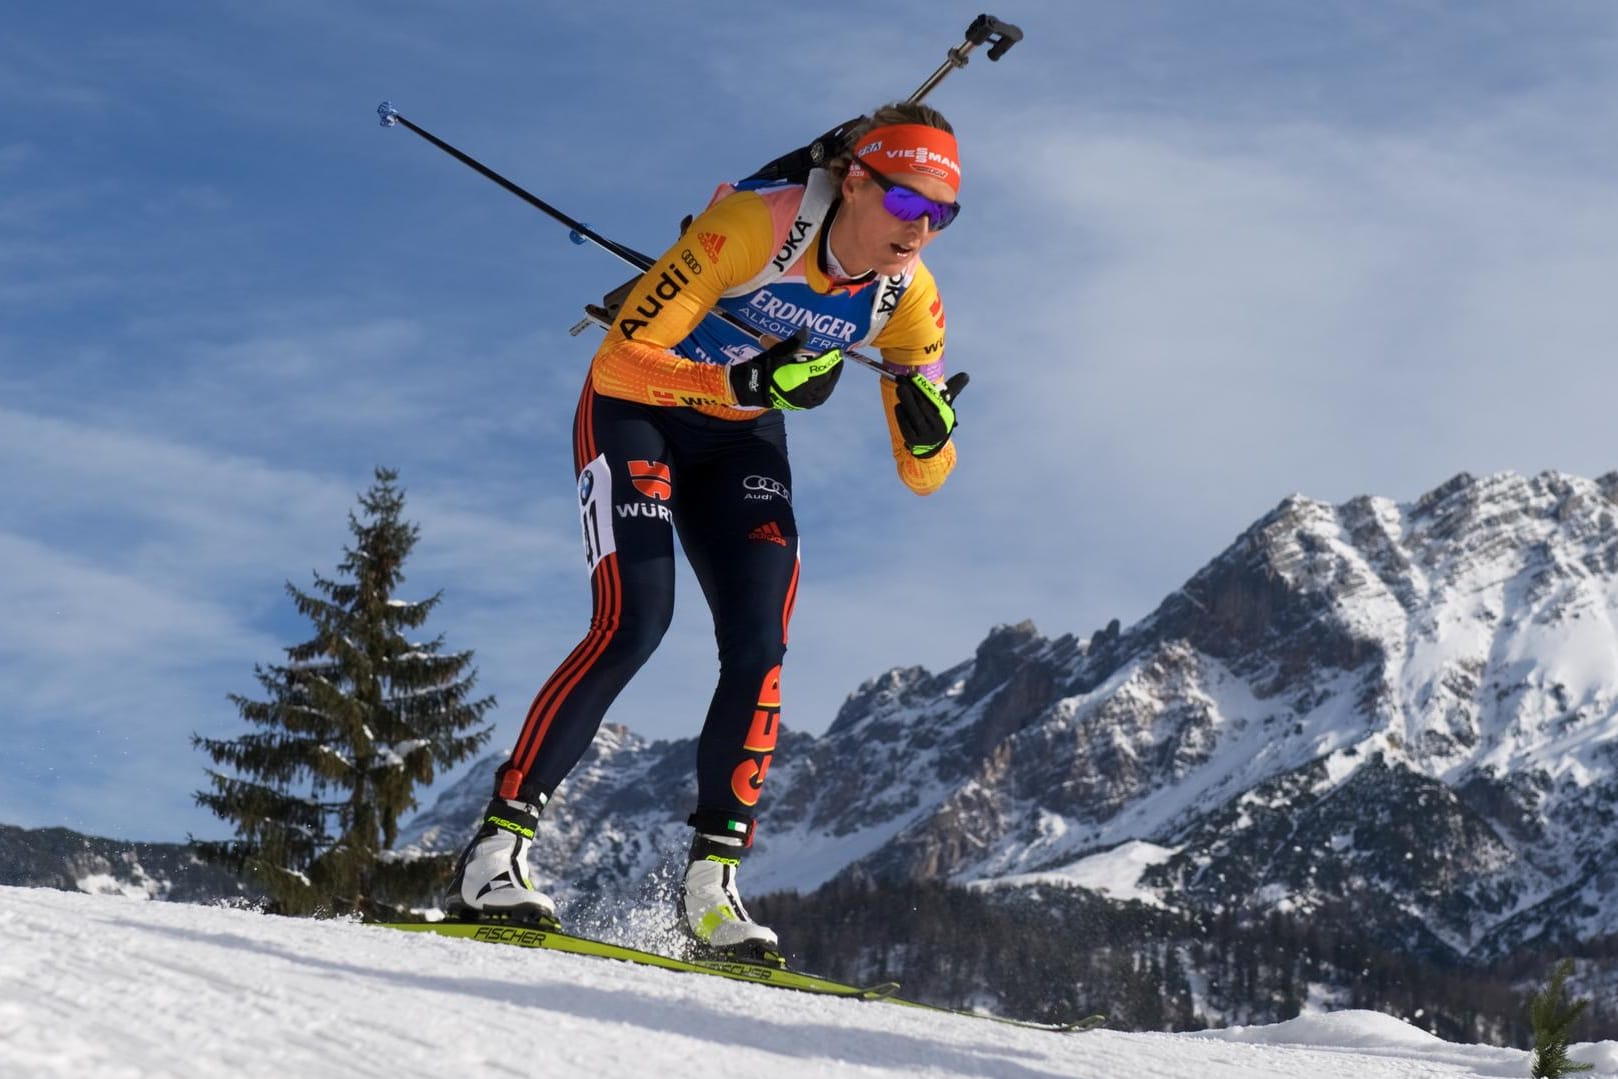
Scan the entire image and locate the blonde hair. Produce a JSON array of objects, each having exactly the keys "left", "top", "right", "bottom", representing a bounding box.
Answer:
[{"left": 826, "top": 102, "right": 955, "bottom": 183}]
